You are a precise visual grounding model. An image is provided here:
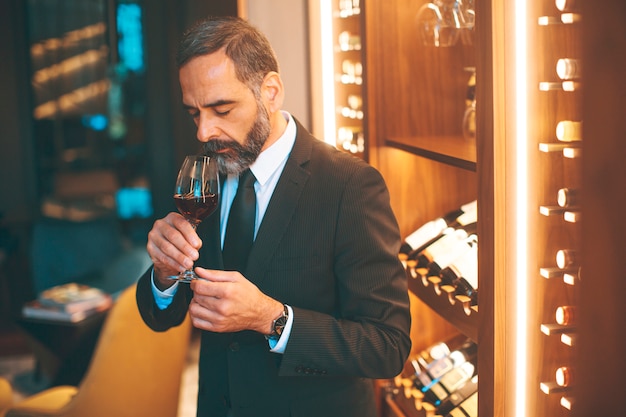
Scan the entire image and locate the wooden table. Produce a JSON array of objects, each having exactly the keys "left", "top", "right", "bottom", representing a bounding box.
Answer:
[{"left": 16, "top": 309, "right": 108, "bottom": 386}]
